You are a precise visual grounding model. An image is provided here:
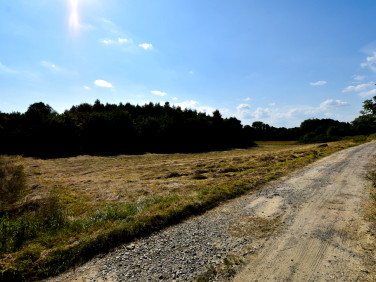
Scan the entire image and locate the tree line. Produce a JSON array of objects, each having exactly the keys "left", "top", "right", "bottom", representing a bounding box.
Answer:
[
  {"left": 0, "top": 100, "right": 252, "bottom": 157},
  {"left": 0, "top": 97, "right": 375, "bottom": 157},
  {"left": 249, "top": 96, "right": 376, "bottom": 142}
]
